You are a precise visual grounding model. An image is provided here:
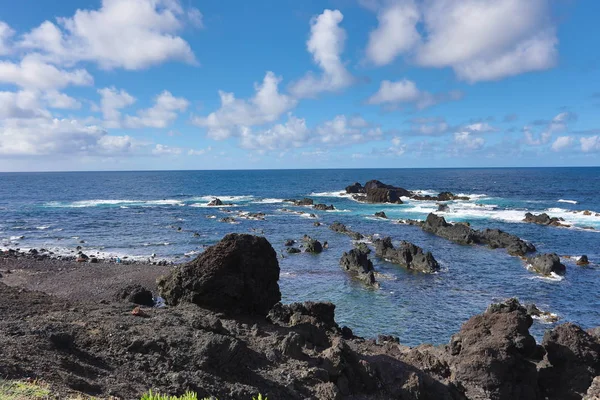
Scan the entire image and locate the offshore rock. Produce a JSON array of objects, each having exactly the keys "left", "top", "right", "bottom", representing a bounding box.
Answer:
[
  {"left": 157, "top": 233, "right": 281, "bottom": 316},
  {"left": 527, "top": 253, "right": 566, "bottom": 276},
  {"left": 339, "top": 248, "right": 379, "bottom": 288},
  {"left": 374, "top": 237, "right": 439, "bottom": 273}
]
